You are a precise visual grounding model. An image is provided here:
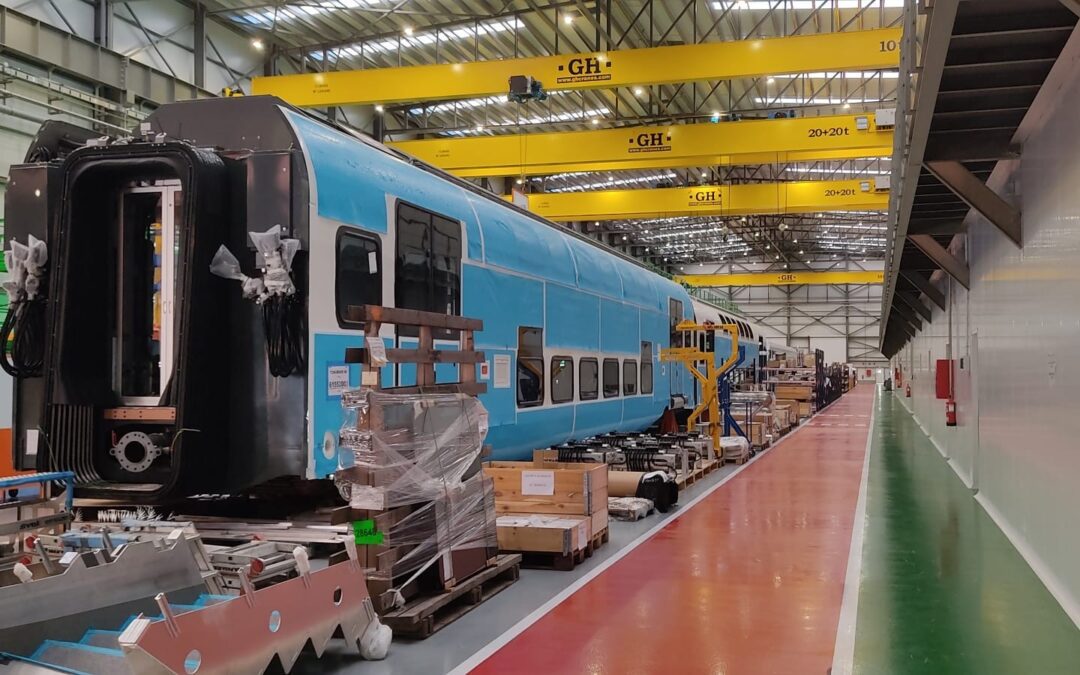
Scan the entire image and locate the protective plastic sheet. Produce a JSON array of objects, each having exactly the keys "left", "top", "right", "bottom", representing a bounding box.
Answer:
[{"left": 337, "top": 388, "right": 496, "bottom": 581}]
